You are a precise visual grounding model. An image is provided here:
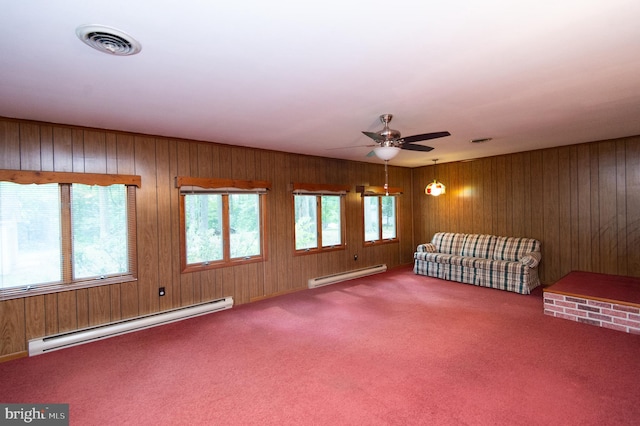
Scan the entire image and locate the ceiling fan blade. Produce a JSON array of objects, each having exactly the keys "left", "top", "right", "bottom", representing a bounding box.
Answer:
[
  {"left": 402, "top": 131, "right": 451, "bottom": 144},
  {"left": 366, "top": 150, "right": 377, "bottom": 157},
  {"left": 362, "top": 131, "right": 385, "bottom": 142},
  {"left": 401, "top": 144, "right": 434, "bottom": 152},
  {"left": 326, "top": 144, "right": 376, "bottom": 150}
]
